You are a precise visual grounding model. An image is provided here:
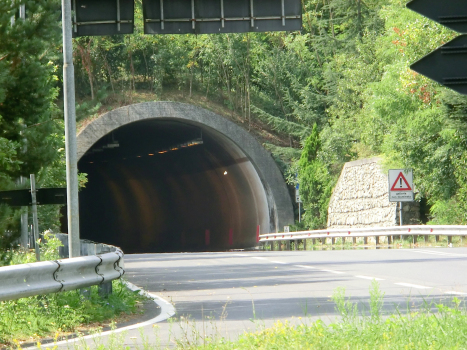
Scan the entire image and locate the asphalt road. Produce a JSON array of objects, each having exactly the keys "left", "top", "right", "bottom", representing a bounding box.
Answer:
[{"left": 51, "top": 247, "right": 467, "bottom": 349}]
